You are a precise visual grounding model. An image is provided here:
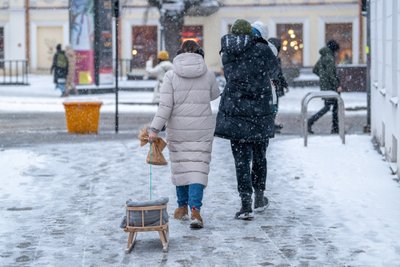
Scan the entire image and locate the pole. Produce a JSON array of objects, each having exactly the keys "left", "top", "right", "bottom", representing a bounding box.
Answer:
[
  {"left": 25, "top": 0, "right": 30, "bottom": 65},
  {"left": 358, "top": 0, "right": 363, "bottom": 64},
  {"left": 113, "top": 0, "right": 120, "bottom": 133},
  {"left": 365, "top": 0, "right": 371, "bottom": 132}
]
